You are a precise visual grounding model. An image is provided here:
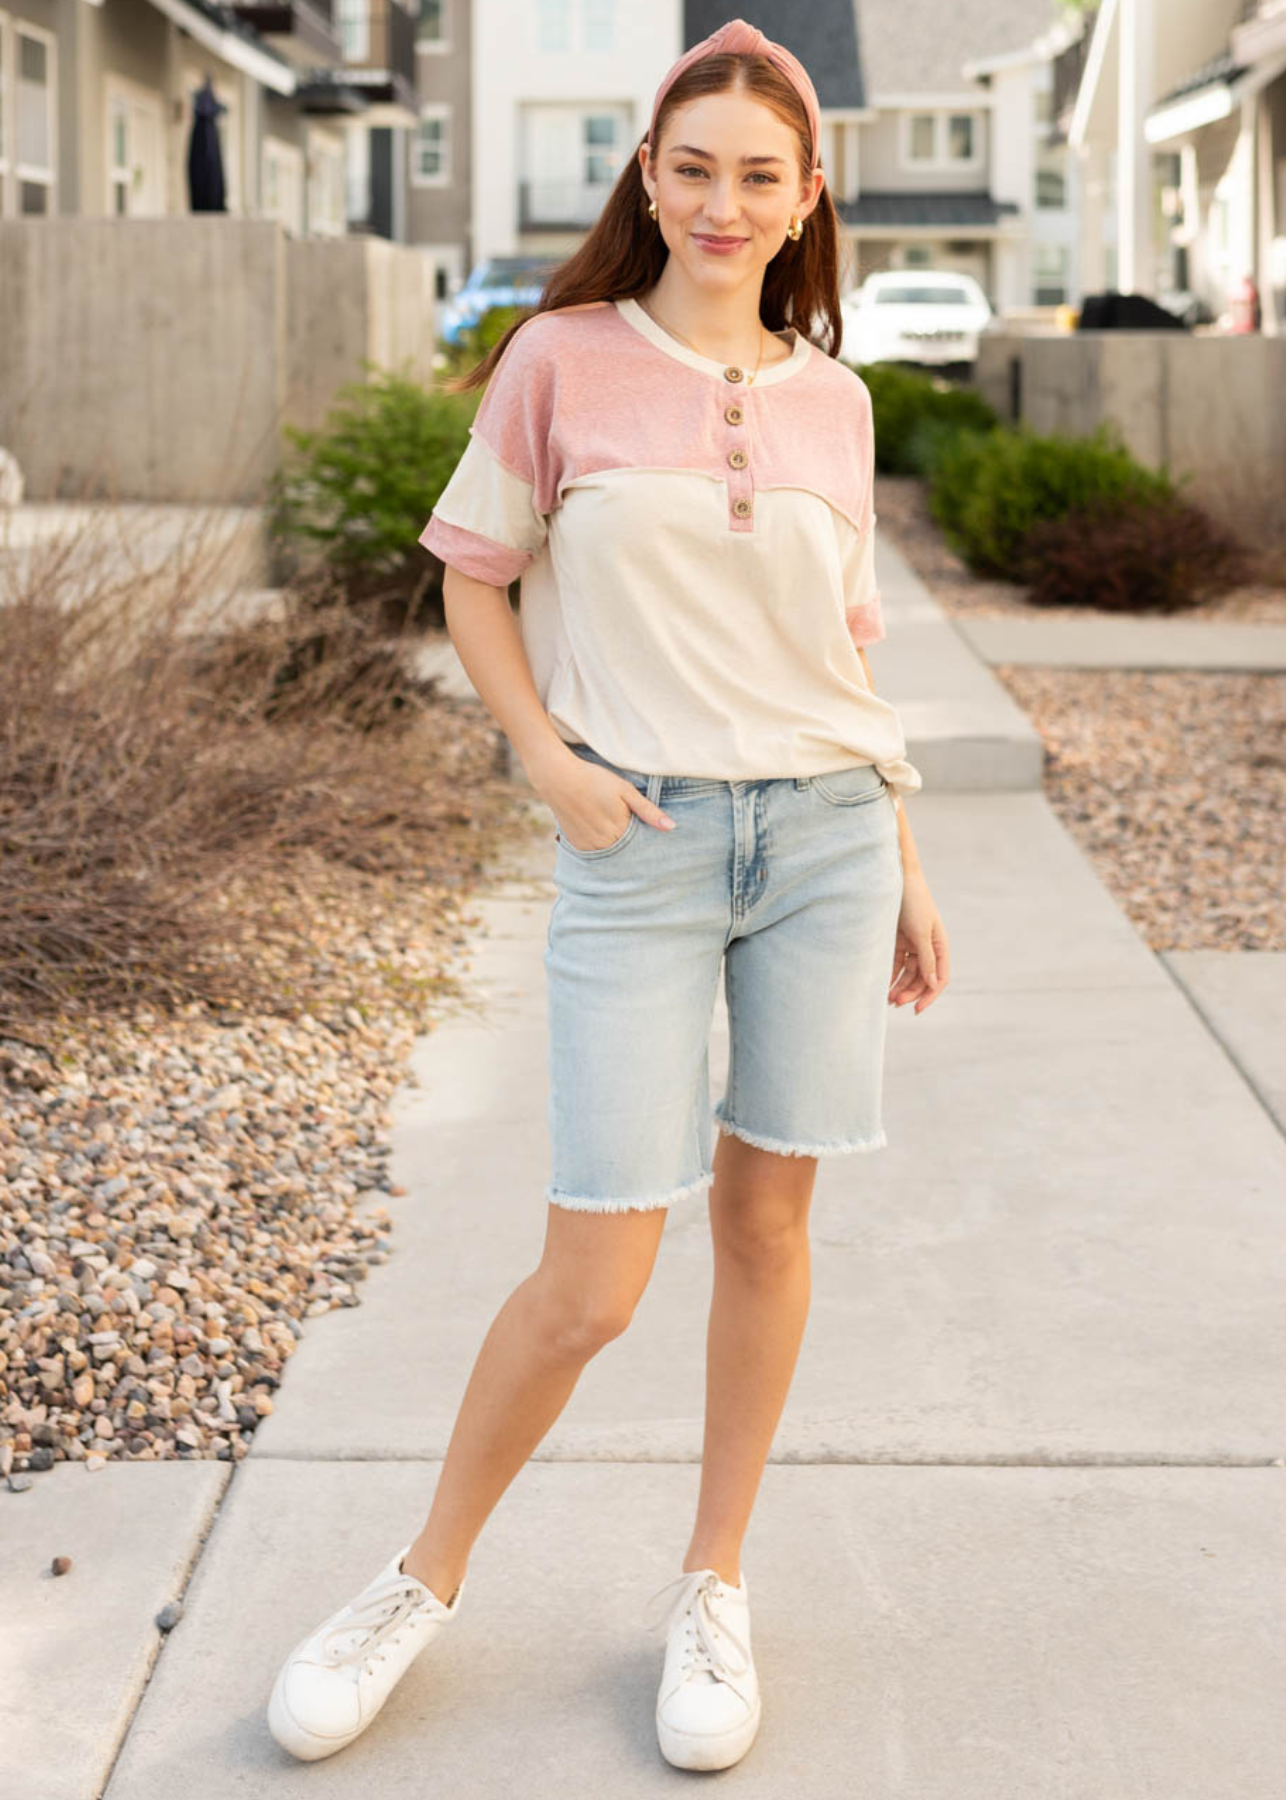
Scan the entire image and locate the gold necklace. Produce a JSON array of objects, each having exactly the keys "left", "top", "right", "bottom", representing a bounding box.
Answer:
[{"left": 637, "top": 294, "right": 769, "bottom": 385}]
